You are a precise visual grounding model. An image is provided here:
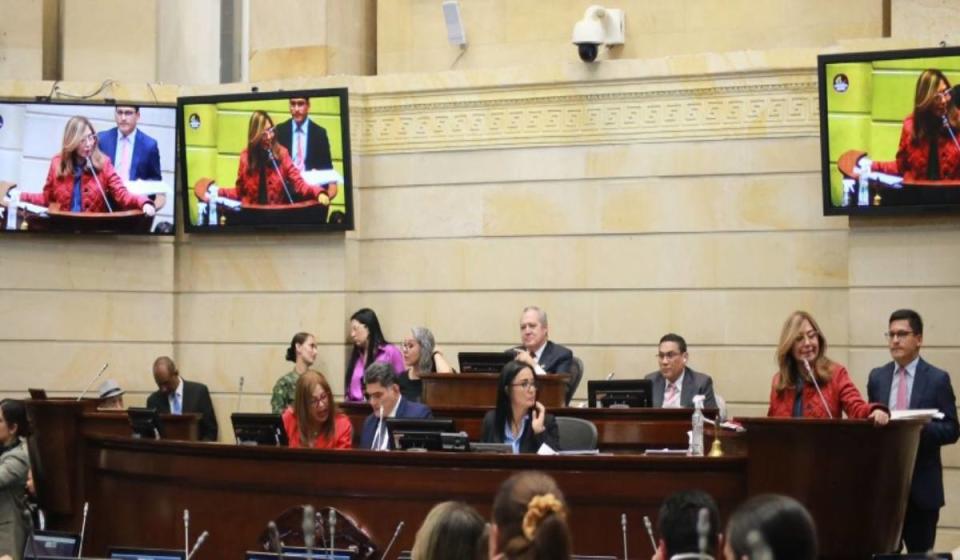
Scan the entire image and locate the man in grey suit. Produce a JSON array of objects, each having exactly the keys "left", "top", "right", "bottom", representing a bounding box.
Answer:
[{"left": 645, "top": 333, "right": 717, "bottom": 409}]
